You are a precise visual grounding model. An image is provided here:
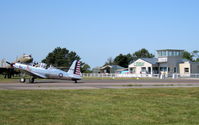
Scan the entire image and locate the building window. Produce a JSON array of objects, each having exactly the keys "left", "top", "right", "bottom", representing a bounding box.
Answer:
[
  {"left": 174, "top": 67, "right": 177, "bottom": 73},
  {"left": 158, "top": 52, "right": 161, "bottom": 57},
  {"left": 184, "top": 68, "right": 189, "bottom": 73},
  {"left": 168, "top": 51, "right": 172, "bottom": 56},
  {"left": 172, "top": 51, "right": 175, "bottom": 56},
  {"left": 160, "top": 67, "right": 167, "bottom": 72},
  {"left": 162, "top": 51, "right": 166, "bottom": 56},
  {"left": 179, "top": 51, "right": 182, "bottom": 56},
  {"left": 176, "top": 51, "right": 179, "bottom": 56},
  {"left": 141, "top": 67, "right": 146, "bottom": 72},
  {"left": 130, "top": 68, "right": 135, "bottom": 73},
  {"left": 148, "top": 67, "right": 151, "bottom": 74}
]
